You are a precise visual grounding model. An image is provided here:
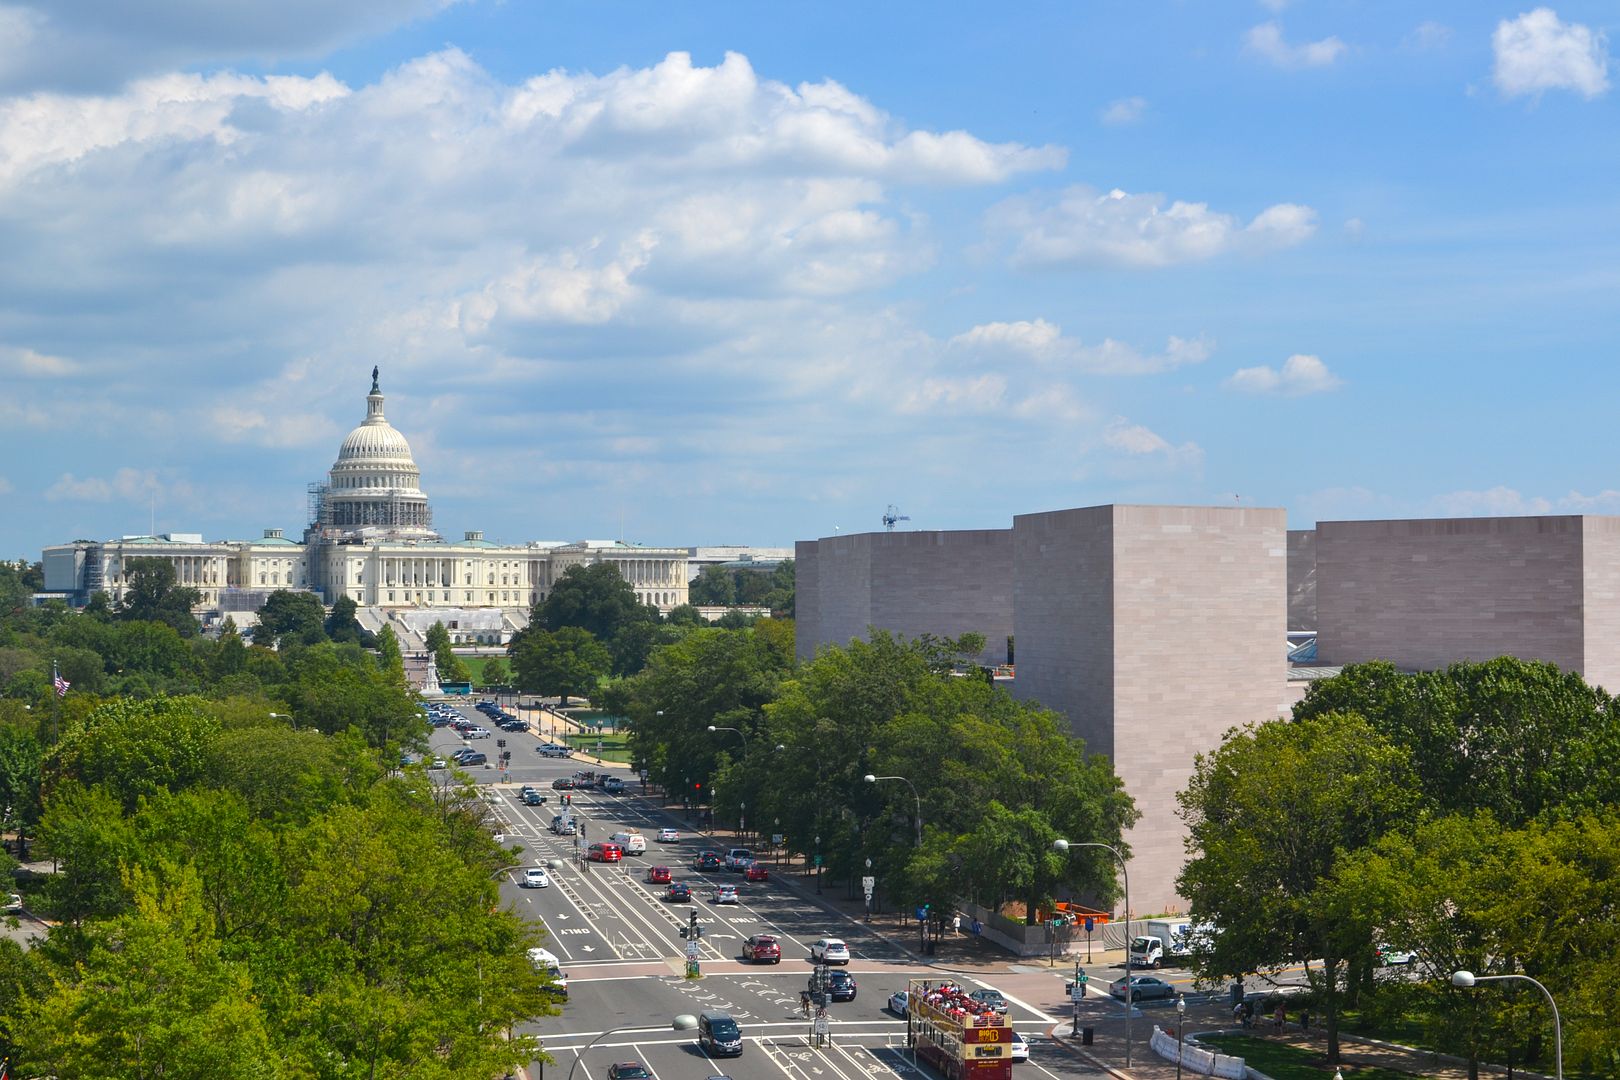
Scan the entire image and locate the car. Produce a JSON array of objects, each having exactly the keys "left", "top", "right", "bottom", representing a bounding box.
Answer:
[
  {"left": 588, "top": 843, "right": 623, "bottom": 863},
  {"left": 4, "top": 892, "right": 22, "bottom": 913},
  {"left": 519, "top": 785, "right": 538, "bottom": 797},
  {"left": 427, "top": 757, "right": 448, "bottom": 769},
  {"left": 465, "top": 726, "right": 492, "bottom": 739},
  {"left": 744, "top": 863, "right": 769, "bottom": 882},
  {"left": 888, "top": 990, "right": 910, "bottom": 1017},
  {"left": 499, "top": 719, "right": 528, "bottom": 731},
  {"left": 810, "top": 938, "right": 850, "bottom": 965},
  {"left": 551, "top": 816, "right": 578, "bottom": 836},
  {"left": 521, "top": 868, "right": 551, "bottom": 888},
  {"left": 601, "top": 776, "right": 625, "bottom": 794},
  {"left": 606, "top": 1064, "right": 650, "bottom": 1080},
  {"left": 694, "top": 852, "right": 724, "bottom": 871},
  {"left": 646, "top": 865, "right": 672, "bottom": 885},
  {"left": 1009, "top": 1032, "right": 1029, "bottom": 1062},
  {"left": 1376, "top": 944, "right": 1416, "bottom": 966},
  {"left": 551, "top": 778, "right": 576, "bottom": 790},
  {"left": 665, "top": 882, "right": 692, "bottom": 901},
  {"left": 712, "top": 884, "right": 739, "bottom": 904},
  {"left": 823, "top": 970, "right": 857, "bottom": 1002},
  {"left": 969, "top": 988, "right": 1009, "bottom": 1015},
  {"left": 522, "top": 790, "right": 545, "bottom": 805},
  {"left": 1109, "top": 975, "right": 1177, "bottom": 1002},
  {"left": 724, "top": 848, "right": 753, "bottom": 870},
  {"left": 455, "top": 751, "right": 487, "bottom": 766},
  {"left": 742, "top": 935, "right": 781, "bottom": 963},
  {"left": 657, "top": 827, "right": 680, "bottom": 843}
]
